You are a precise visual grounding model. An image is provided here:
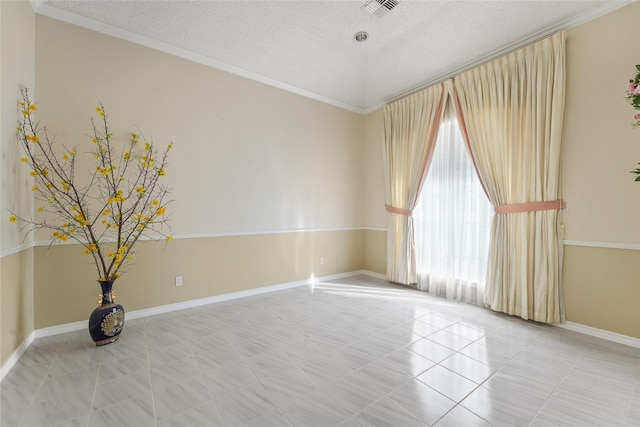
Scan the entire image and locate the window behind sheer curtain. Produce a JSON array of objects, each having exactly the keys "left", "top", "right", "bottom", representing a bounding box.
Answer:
[{"left": 414, "top": 103, "right": 493, "bottom": 305}]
